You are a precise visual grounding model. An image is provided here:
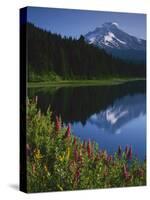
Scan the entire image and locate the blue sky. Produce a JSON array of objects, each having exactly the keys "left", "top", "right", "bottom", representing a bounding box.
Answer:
[{"left": 27, "top": 7, "right": 146, "bottom": 39}]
